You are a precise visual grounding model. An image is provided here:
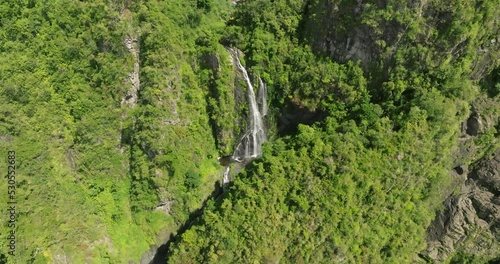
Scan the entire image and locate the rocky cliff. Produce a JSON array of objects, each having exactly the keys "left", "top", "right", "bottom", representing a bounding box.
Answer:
[
  {"left": 421, "top": 91, "right": 500, "bottom": 262},
  {"left": 422, "top": 150, "right": 500, "bottom": 262},
  {"left": 303, "top": 0, "right": 499, "bottom": 81}
]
